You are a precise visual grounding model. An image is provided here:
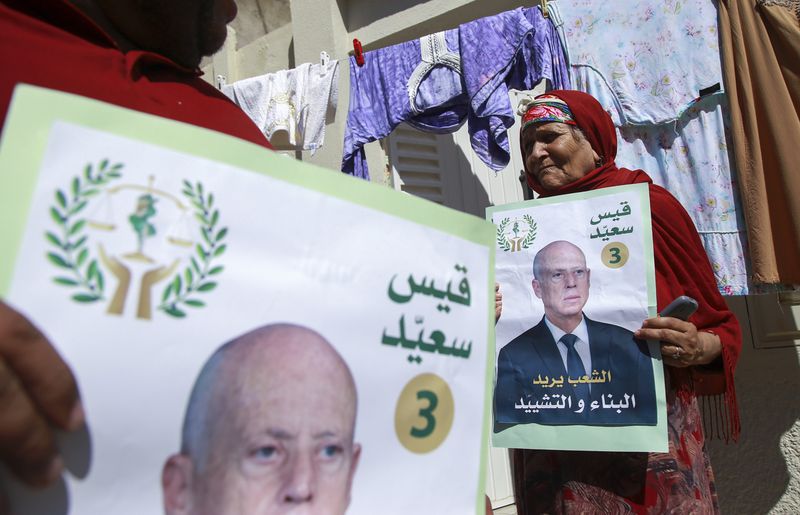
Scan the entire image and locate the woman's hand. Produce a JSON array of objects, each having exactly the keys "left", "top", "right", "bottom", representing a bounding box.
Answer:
[
  {"left": 635, "top": 316, "right": 722, "bottom": 368},
  {"left": 494, "top": 283, "right": 502, "bottom": 323}
]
